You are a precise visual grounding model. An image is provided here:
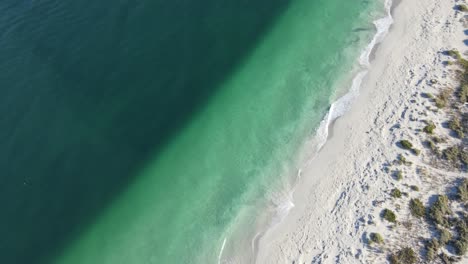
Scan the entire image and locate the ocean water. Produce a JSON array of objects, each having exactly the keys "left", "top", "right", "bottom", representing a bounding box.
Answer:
[{"left": 0, "top": 0, "right": 388, "bottom": 263}]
